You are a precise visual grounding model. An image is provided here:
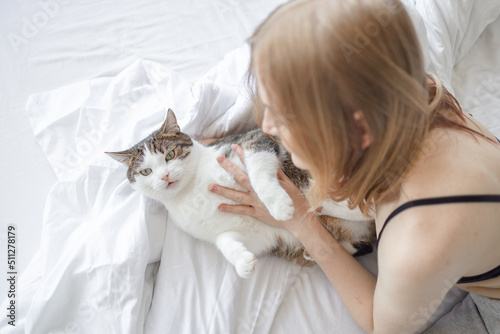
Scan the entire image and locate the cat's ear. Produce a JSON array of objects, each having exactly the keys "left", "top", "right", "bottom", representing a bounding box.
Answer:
[
  {"left": 105, "top": 150, "right": 133, "bottom": 165},
  {"left": 160, "top": 109, "right": 180, "bottom": 134}
]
